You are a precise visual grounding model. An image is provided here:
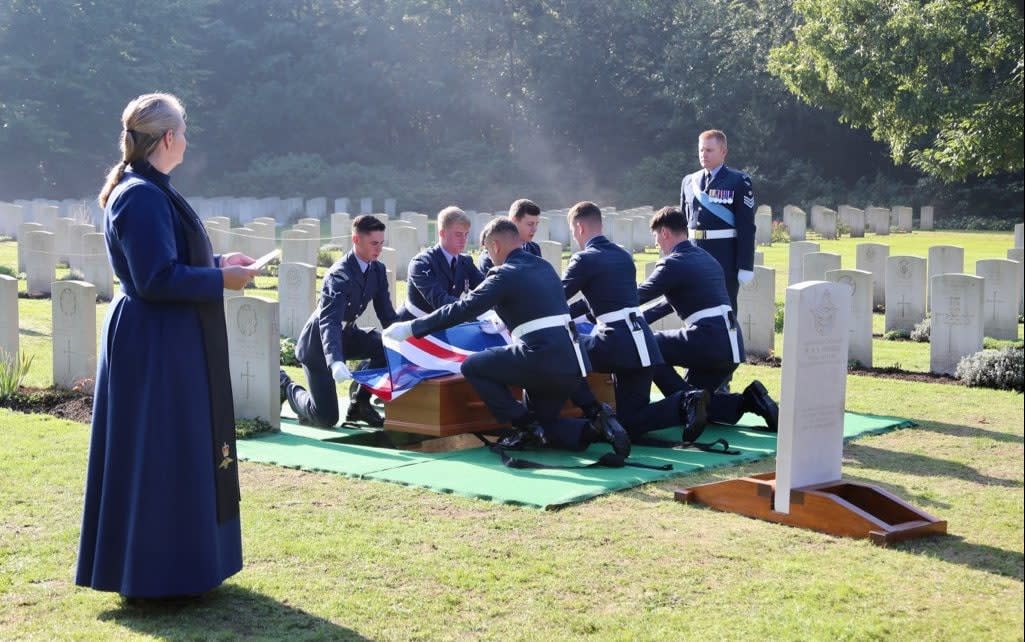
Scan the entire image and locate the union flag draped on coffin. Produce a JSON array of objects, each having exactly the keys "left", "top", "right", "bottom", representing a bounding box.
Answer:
[{"left": 351, "top": 321, "right": 511, "bottom": 401}]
